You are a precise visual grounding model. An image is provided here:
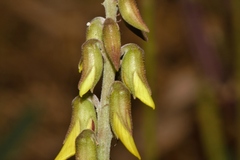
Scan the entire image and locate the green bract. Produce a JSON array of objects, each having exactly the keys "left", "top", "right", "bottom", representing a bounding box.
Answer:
[
  {"left": 78, "top": 39, "right": 103, "bottom": 97},
  {"left": 121, "top": 43, "right": 155, "bottom": 109},
  {"left": 55, "top": 95, "right": 95, "bottom": 160}
]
